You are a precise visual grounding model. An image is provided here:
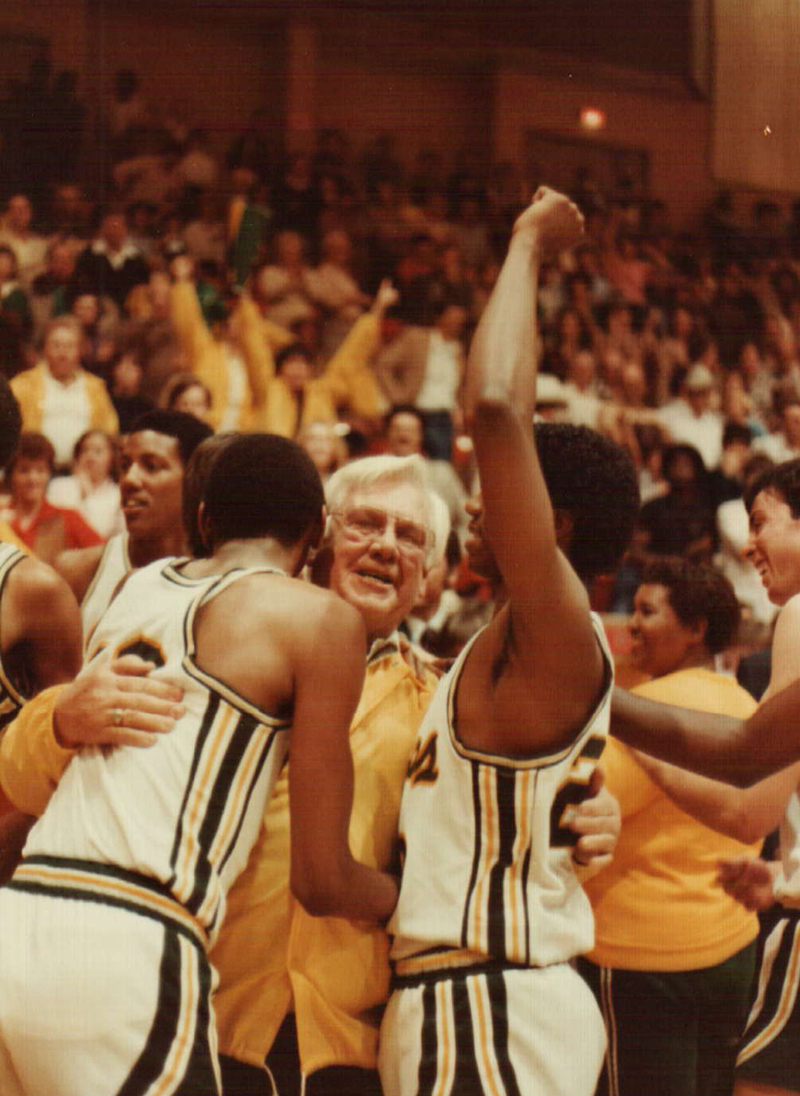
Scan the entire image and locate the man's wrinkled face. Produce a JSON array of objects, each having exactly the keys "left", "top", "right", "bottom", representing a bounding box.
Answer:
[{"left": 328, "top": 479, "right": 429, "bottom": 640}]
